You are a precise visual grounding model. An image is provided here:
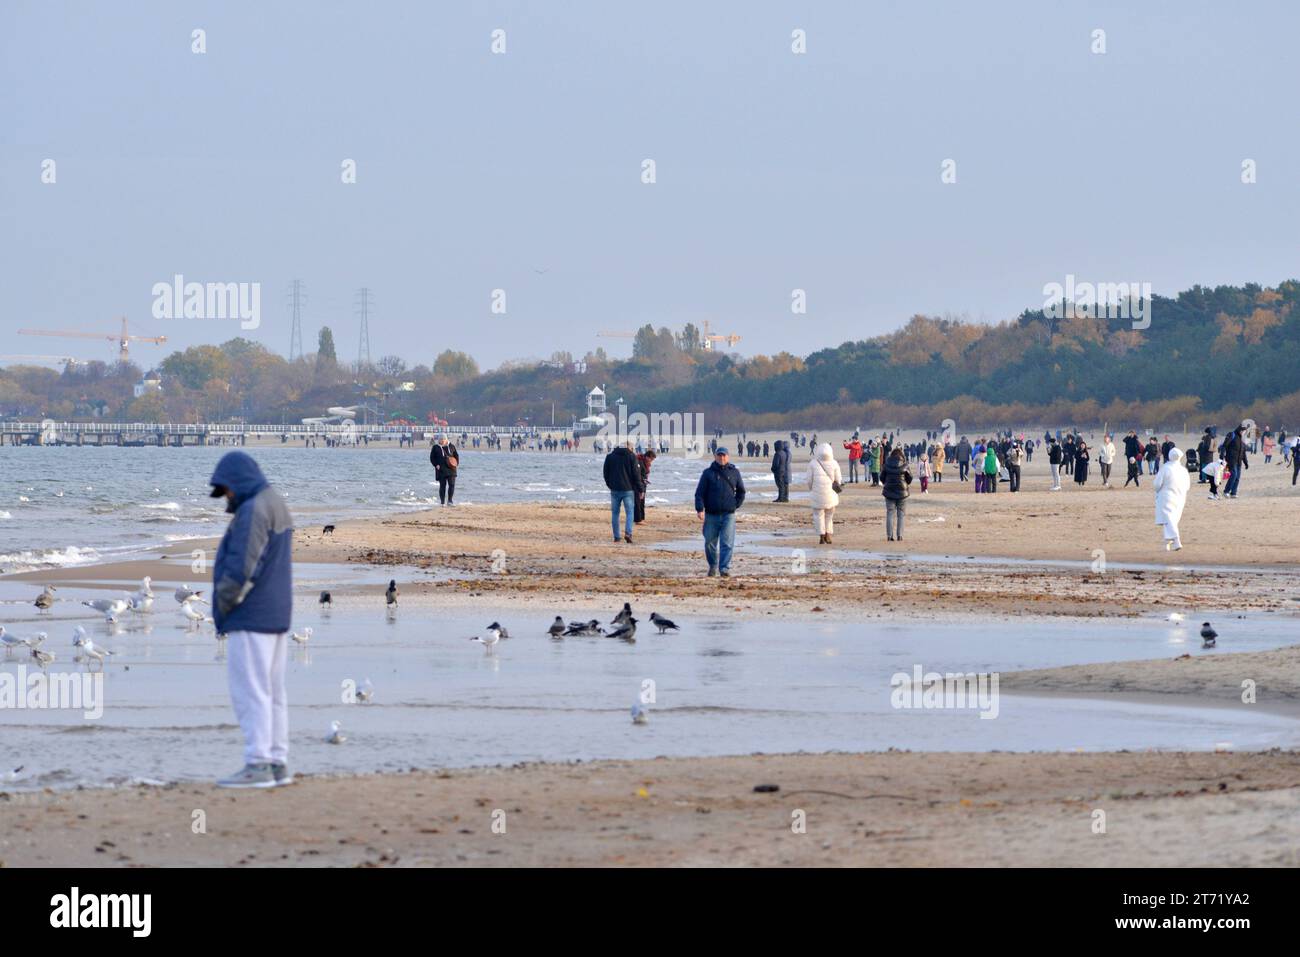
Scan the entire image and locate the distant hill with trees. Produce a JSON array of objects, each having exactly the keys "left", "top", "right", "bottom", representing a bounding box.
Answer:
[{"left": 1, "top": 281, "right": 1296, "bottom": 431}]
